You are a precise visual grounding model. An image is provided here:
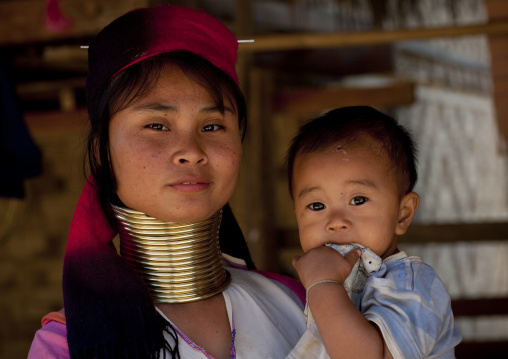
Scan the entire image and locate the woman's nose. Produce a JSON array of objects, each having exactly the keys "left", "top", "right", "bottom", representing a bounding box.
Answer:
[
  {"left": 172, "top": 135, "right": 207, "bottom": 165},
  {"left": 326, "top": 210, "right": 351, "bottom": 232}
]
